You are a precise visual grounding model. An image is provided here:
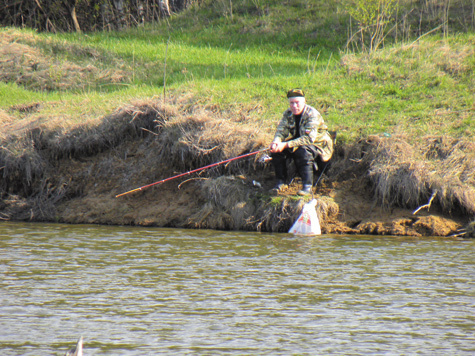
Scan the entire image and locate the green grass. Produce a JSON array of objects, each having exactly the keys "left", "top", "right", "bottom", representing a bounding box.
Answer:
[
  {"left": 0, "top": 82, "right": 53, "bottom": 107},
  {"left": 1, "top": 0, "right": 474, "bottom": 142}
]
